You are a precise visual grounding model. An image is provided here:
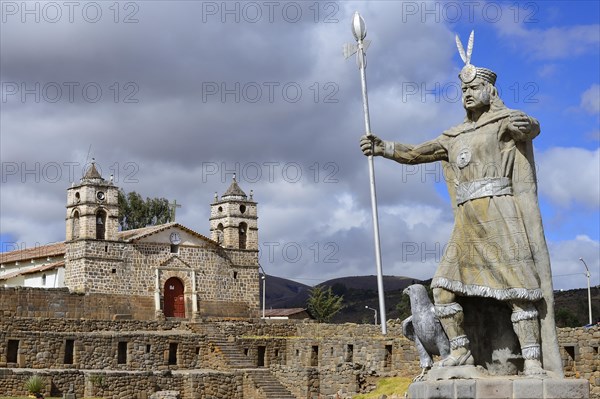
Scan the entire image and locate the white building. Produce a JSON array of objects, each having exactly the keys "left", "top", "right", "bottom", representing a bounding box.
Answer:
[{"left": 0, "top": 242, "right": 65, "bottom": 288}]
